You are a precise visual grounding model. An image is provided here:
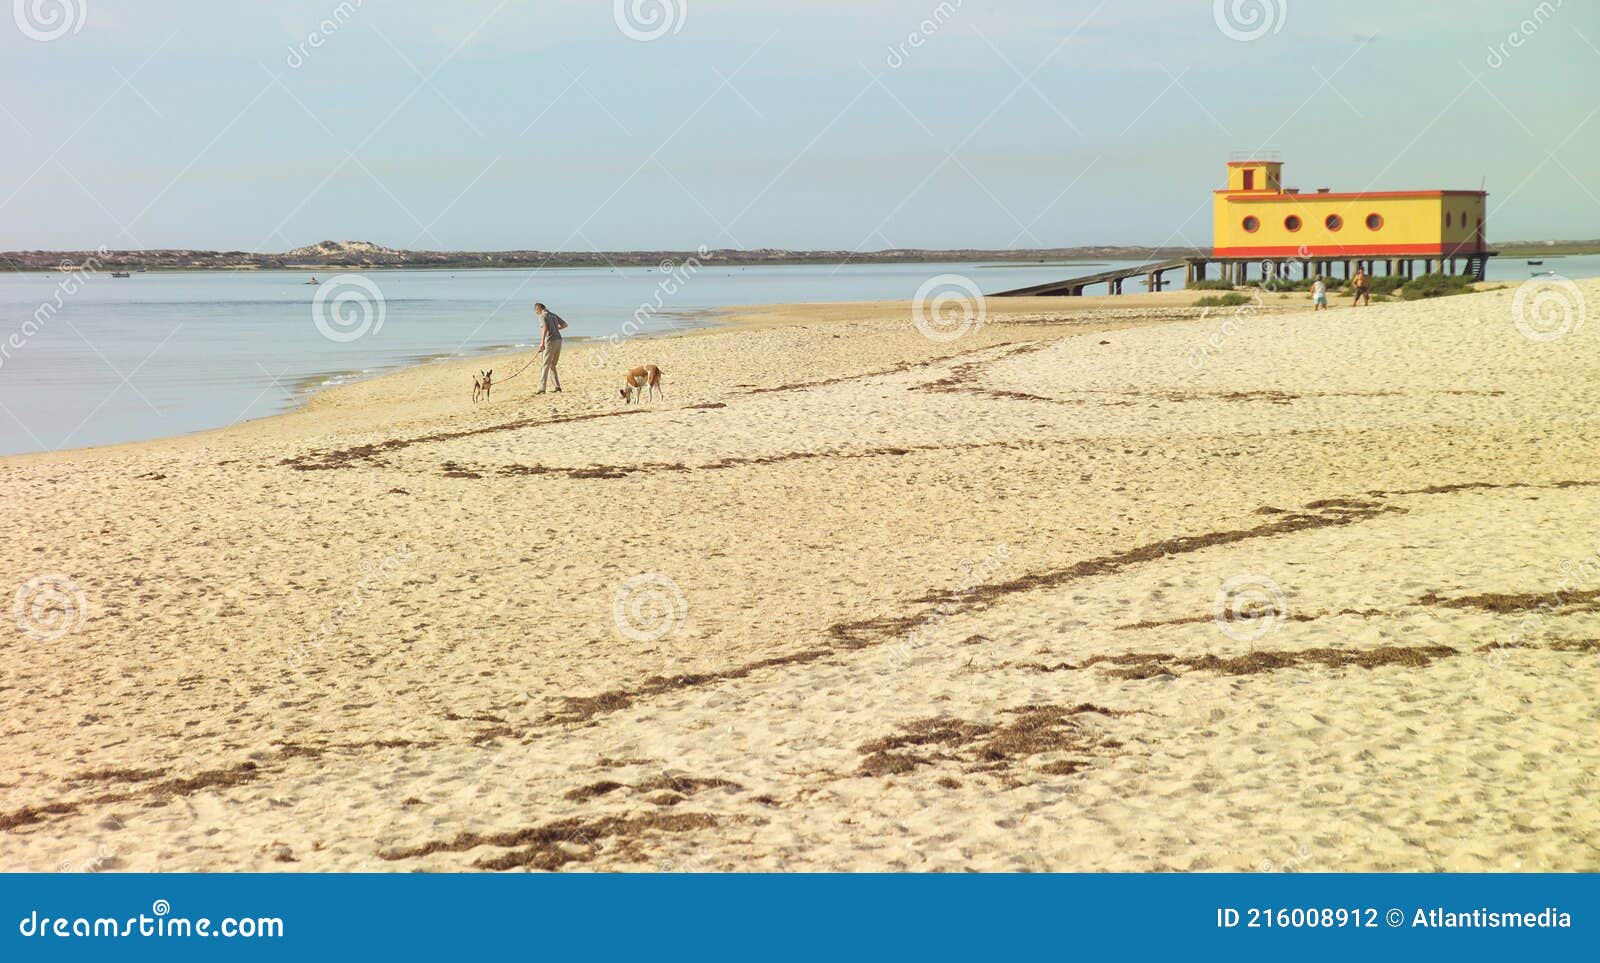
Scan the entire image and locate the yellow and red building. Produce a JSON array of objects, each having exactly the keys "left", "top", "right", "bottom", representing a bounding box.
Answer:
[
  {"left": 994, "top": 155, "right": 1494, "bottom": 297},
  {"left": 1210, "top": 156, "right": 1491, "bottom": 281}
]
